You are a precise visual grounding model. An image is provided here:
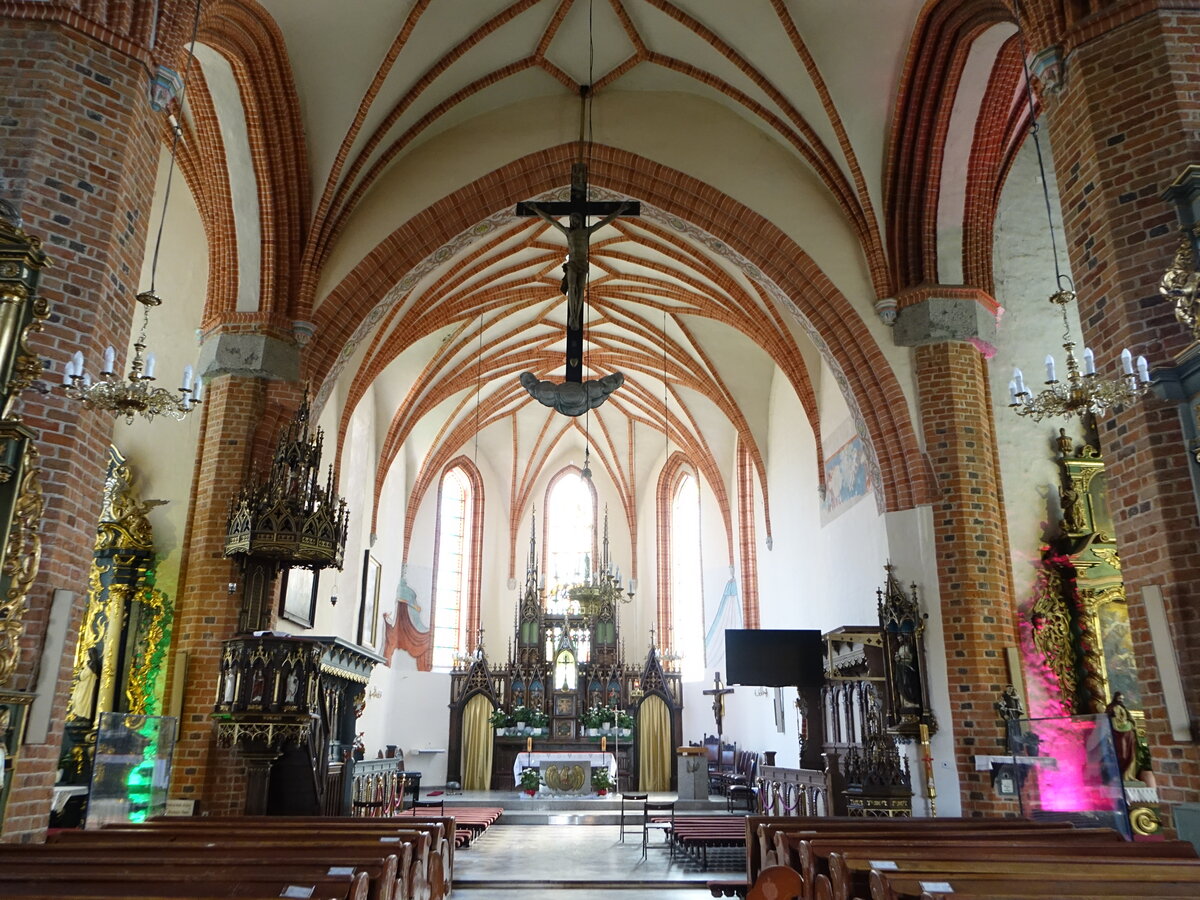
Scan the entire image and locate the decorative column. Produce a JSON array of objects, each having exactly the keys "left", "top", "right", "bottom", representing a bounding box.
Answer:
[
  {"left": 1040, "top": 10, "right": 1200, "bottom": 804},
  {"left": 164, "top": 337, "right": 302, "bottom": 815},
  {"left": 896, "top": 292, "right": 1020, "bottom": 815},
  {"left": 0, "top": 9, "right": 189, "bottom": 838}
]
